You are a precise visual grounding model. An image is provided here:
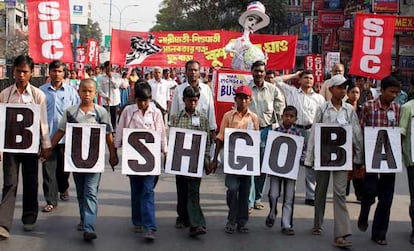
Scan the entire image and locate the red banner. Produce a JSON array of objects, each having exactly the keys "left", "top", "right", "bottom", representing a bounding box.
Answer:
[
  {"left": 110, "top": 29, "right": 297, "bottom": 70},
  {"left": 318, "top": 11, "right": 344, "bottom": 27},
  {"left": 86, "top": 38, "right": 99, "bottom": 67},
  {"left": 349, "top": 13, "right": 396, "bottom": 80},
  {"left": 372, "top": 0, "right": 399, "bottom": 13},
  {"left": 75, "top": 46, "right": 85, "bottom": 79},
  {"left": 305, "top": 54, "right": 324, "bottom": 85},
  {"left": 27, "top": 0, "right": 73, "bottom": 63}
]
